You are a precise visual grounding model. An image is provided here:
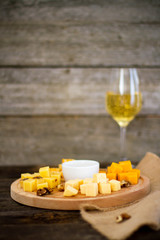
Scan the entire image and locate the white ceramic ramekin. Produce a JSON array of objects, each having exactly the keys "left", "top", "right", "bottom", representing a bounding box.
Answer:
[{"left": 62, "top": 160, "right": 99, "bottom": 181}]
